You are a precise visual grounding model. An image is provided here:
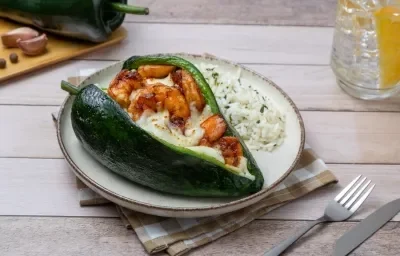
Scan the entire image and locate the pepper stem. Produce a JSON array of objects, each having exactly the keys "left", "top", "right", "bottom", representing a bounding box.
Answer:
[
  {"left": 109, "top": 3, "right": 149, "bottom": 15},
  {"left": 61, "top": 80, "right": 80, "bottom": 95}
]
